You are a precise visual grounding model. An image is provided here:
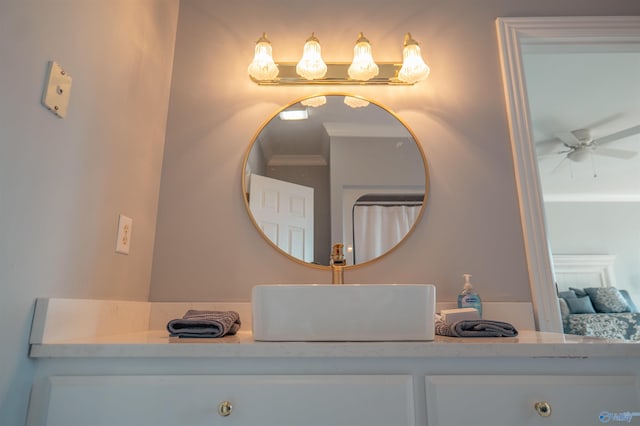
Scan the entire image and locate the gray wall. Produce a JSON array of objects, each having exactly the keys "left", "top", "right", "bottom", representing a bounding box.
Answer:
[
  {"left": 545, "top": 202, "right": 640, "bottom": 302},
  {"left": 0, "top": 1, "right": 179, "bottom": 424},
  {"left": 150, "top": 0, "right": 640, "bottom": 303}
]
